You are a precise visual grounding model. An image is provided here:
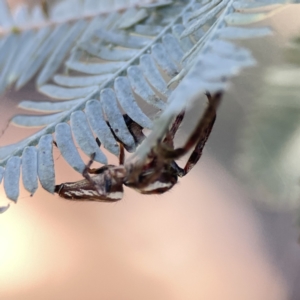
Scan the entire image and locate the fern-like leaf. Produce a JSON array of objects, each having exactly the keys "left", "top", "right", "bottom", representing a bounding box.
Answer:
[{"left": 0, "top": 0, "right": 283, "bottom": 209}]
